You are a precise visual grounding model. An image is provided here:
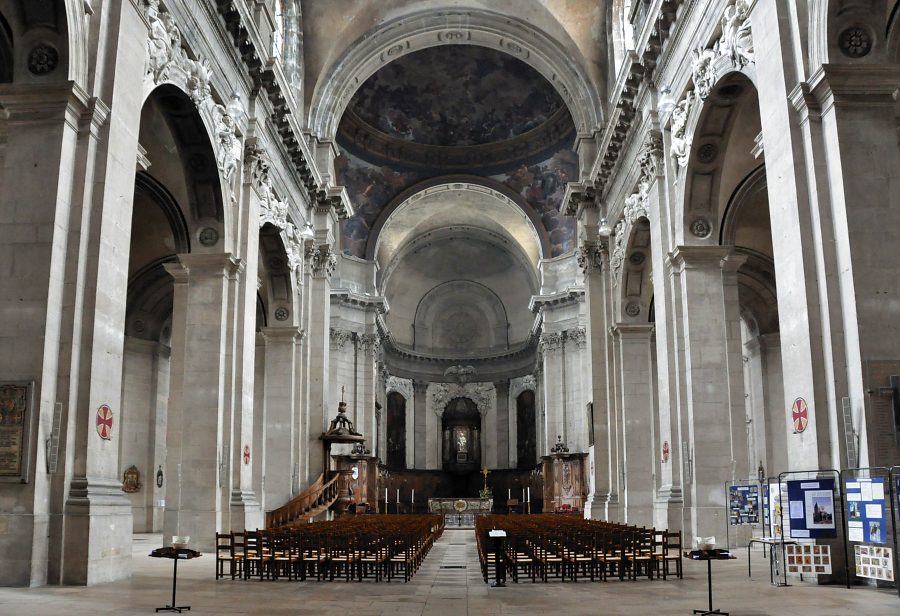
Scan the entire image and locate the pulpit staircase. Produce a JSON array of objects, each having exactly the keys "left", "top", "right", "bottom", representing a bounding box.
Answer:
[{"left": 265, "top": 471, "right": 346, "bottom": 529}]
